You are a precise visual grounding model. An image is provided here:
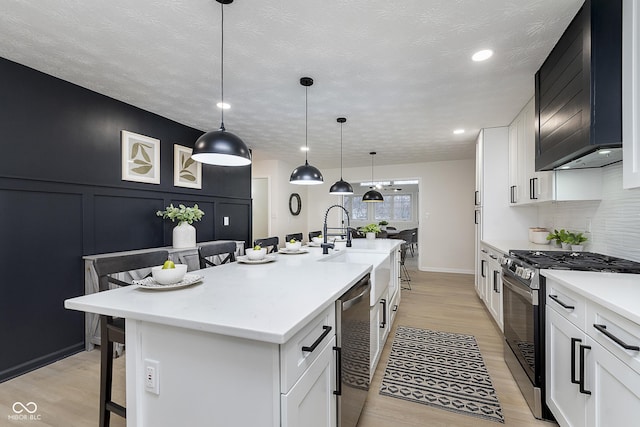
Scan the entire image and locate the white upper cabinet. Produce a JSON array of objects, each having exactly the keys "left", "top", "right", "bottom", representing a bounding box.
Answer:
[
  {"left": 623, "top": 0, "right": 640, "bottom": 189},
  {"left": 508, "top": 98, "right": 554, "bottom": 205}
]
